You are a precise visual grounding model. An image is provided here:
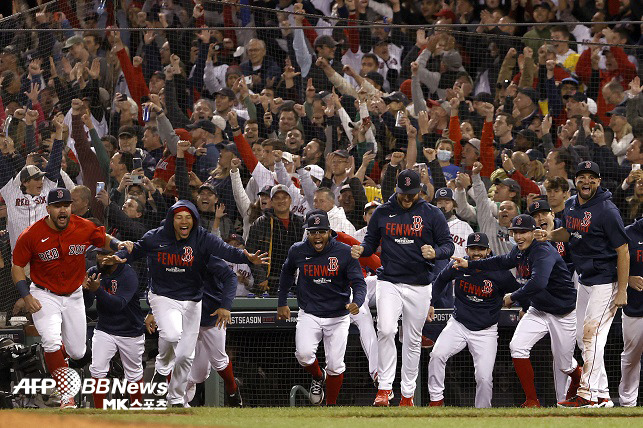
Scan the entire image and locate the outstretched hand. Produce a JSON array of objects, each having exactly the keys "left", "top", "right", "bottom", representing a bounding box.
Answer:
[
  {"left": 245, "top": 249, "right": 270, "bottom": 265},
  {"left": 451, "top": 256, "right": 468, "bottom": 269}
]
